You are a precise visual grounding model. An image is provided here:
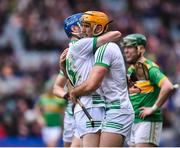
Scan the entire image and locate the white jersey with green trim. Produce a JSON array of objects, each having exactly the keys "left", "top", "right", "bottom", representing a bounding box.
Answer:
[
  {"left": 95, "top": 42, "right": 134, "bottom": 113},
  {"left": 66, "top": 37, "right": 105, "bottom": 113},
  {"left": 60, "top": 41, "right": 77, "bottom": 116}
]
